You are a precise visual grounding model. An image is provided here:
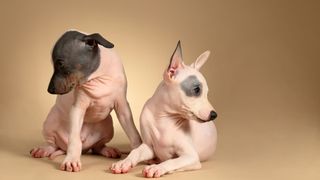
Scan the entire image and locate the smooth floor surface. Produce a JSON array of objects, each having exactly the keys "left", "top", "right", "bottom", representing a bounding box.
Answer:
[{"left": 0, "top": 109, "right": 319, "bottom": 180}]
